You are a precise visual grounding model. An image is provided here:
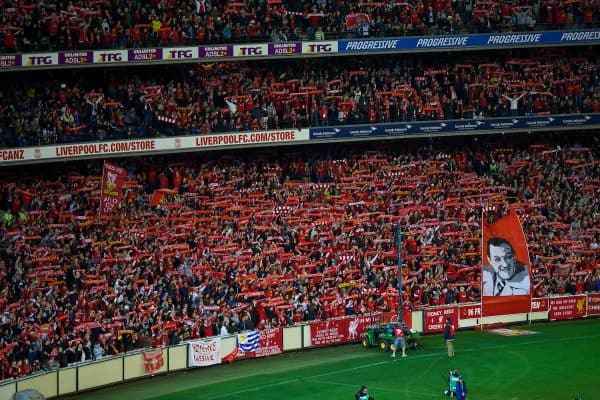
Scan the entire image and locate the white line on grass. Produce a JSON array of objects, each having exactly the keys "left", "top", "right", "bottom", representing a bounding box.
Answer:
[
  {"left": 207, "top": 332, "right": 600, "bottom": 399},
  {"left": 305, "top": 378, "right": 440, "bottom": 397},
  {"left": 207, "top": 379, "right": 300, "bottom": 399}
]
